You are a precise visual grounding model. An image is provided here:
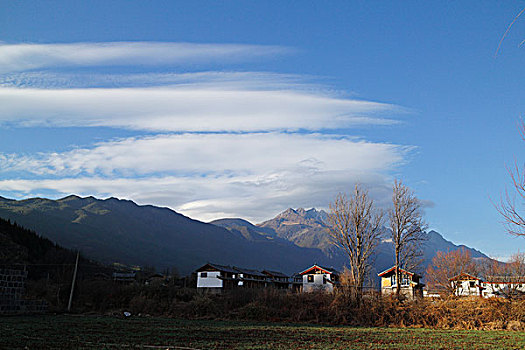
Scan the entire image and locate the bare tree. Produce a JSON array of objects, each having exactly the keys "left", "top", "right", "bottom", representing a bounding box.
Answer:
[
  {"left": 425, "top": 248, "right": 479, "bottom": 296},
  {"left": 389, "top": 180, "right": 427, "bottom": 298},
  {"left": 328, "top": 184, "right": 384, "bottom": 301},
  {"left": 497, "top": 122, "right": 525, "bottom": 236}
]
